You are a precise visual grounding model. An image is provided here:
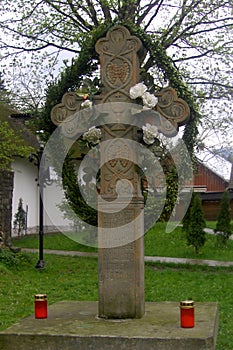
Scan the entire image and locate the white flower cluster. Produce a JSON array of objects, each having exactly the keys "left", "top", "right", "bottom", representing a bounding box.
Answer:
[
  {"left": 142, "top": 123, "right": 159, "bottom": 145},
  {"left": 129, "top": 83, "right": 158, "bottom": 109},
  {"left": 83, "top": 126, "right": 101, "bottom": 145},
  {"left": 81, "top": 99, "right": 93, "bottom": 109}
]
